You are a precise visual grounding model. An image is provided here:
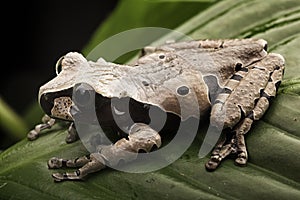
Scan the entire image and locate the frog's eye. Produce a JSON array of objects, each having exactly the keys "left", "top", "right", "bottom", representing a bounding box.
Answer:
[
  {"left": 73, "top": 83, "right": 94, "bottom": 107},
  {"left": 55, "top": 56, "right": 64, "bottom": 75}
]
